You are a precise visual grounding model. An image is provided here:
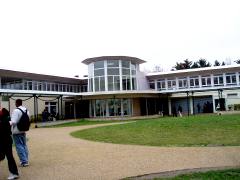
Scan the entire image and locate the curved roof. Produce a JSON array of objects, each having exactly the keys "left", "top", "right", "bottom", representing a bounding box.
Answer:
[{"left": 82, "top": 56, "right": 146, "bottom": 65}]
